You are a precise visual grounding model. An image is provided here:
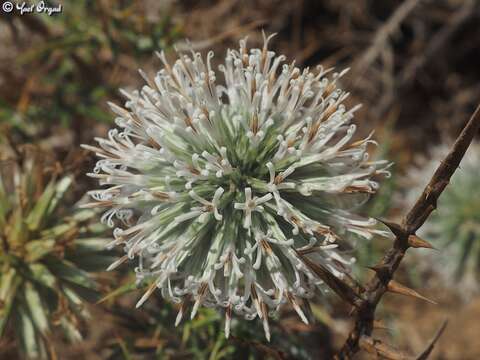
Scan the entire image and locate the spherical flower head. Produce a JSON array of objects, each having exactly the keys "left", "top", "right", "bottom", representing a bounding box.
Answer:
[
  {"left": 84, "top": 34, "right": 390, "bottom": 340},
  {"left": 407, "top": 142, "right": 480, "bottom": 298}
]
